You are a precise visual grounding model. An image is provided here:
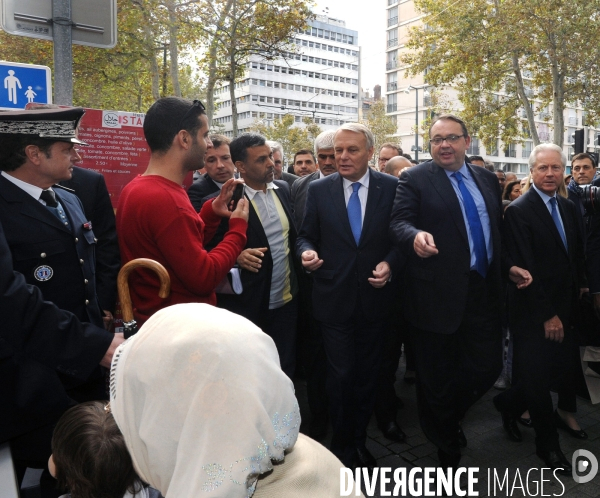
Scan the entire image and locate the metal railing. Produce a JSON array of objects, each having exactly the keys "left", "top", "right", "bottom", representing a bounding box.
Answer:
[
  {"left": 388, "top": 16, "right": 398, "bottom": 26},
  {"left": 387, "top": 104, "right": 397, "bottom": 112},
  {"left": 386, "top": 61, "right": 398, "bottom": 70}
]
